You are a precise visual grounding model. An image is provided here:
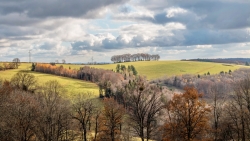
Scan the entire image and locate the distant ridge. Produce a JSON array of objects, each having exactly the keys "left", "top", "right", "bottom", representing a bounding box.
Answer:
[{"left": 184, "top": 58, "right": 250, "bottom": 64}]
